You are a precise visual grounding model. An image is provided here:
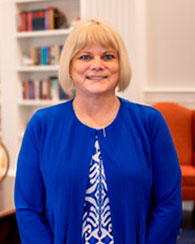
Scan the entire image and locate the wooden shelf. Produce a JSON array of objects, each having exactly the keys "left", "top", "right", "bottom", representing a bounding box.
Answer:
[
  {"left": 17, "top": 65, "right": 59, "bottom": 72},
  {"left": 16, "top": 28, "right": 72, "bottom": 38}
]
